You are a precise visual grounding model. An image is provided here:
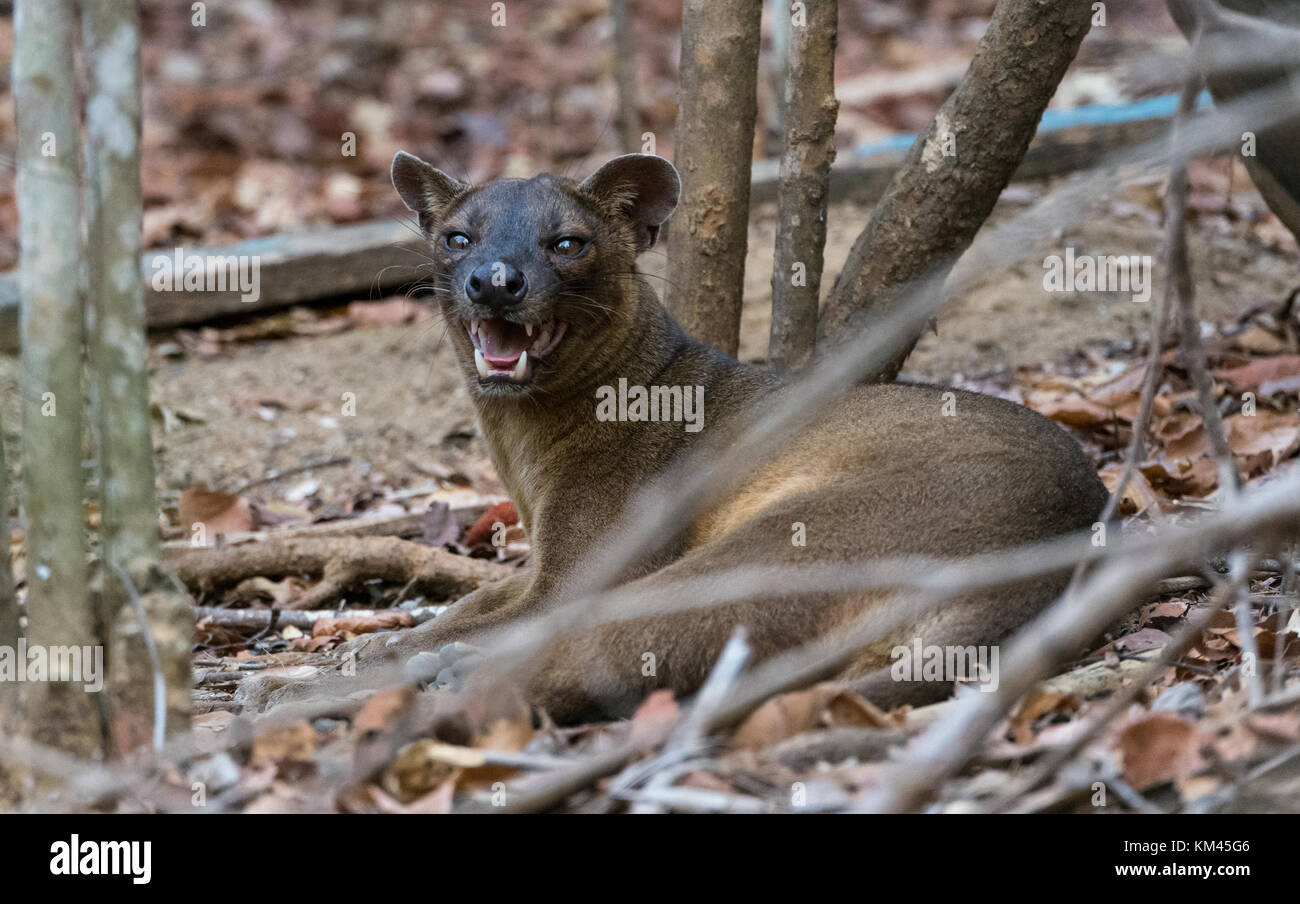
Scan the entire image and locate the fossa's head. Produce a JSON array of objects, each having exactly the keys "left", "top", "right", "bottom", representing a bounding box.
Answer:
[{"left": 392, "top": 152, "right": 679, "bottom": 399}]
